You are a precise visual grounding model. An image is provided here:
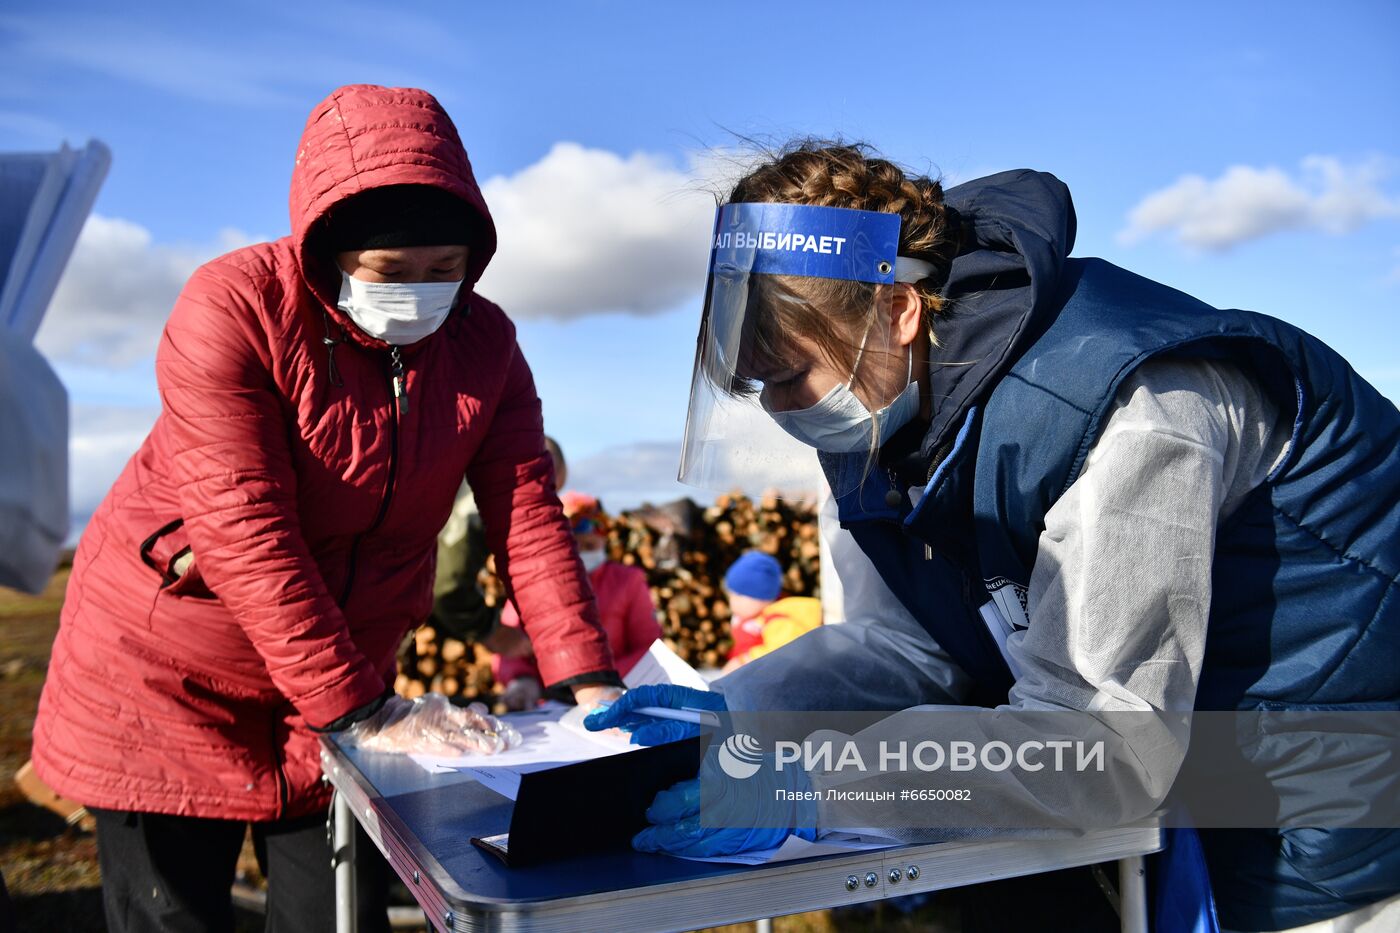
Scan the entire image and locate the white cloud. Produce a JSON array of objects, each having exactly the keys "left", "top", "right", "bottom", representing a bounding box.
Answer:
[
  {"left": 474, "top": 143, "right": 718, "bottom": 319},
  {"left": 567, "top": 441, "right": 692, "bottom": 511},
  {"left": 0, "top": 110, "right": 70, "bottom": 145},
  {"left": 68, "top": 404, "right": 160, "bottom": 534},
  {"left": 3, "top": 12, "right": 295, "bottom": 108},
  {"left": 36, "top": 143, "right": 722, "bottom": 366},
  {"left": 1119, "top": 155, "right": 1400, "bottom": 250},
  {"left": 1, "top": 11, "right": 441, "bottom": 109},
  {"left": 567, "top": 433, "right": 823, "bottom": 515},
  {"left": 567, "top": 386, "right": 824, "bottom": 512},
  {"left": 35, "top": 216, "right": 256, "bottom": 366}
]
